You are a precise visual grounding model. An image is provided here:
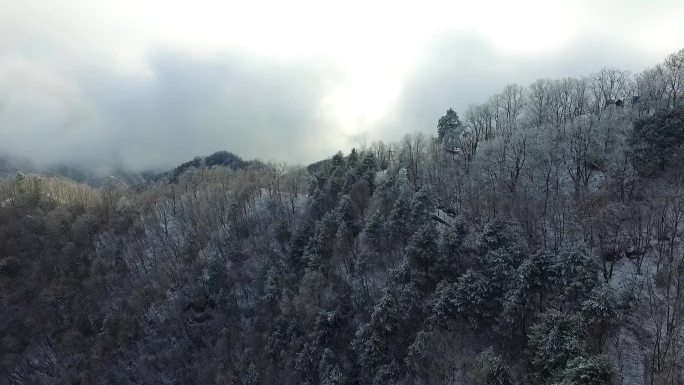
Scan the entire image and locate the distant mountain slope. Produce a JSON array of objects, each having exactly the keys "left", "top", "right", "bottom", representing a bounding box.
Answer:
[
  {"left": 0, "top": 150, "right": 261, "bottom": 187},
  {"left": 0, "top": 155, "right": 150, "bottom": 187},
  {"left": 166, "top": 150, "right": 263, "bottom": 182}
]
